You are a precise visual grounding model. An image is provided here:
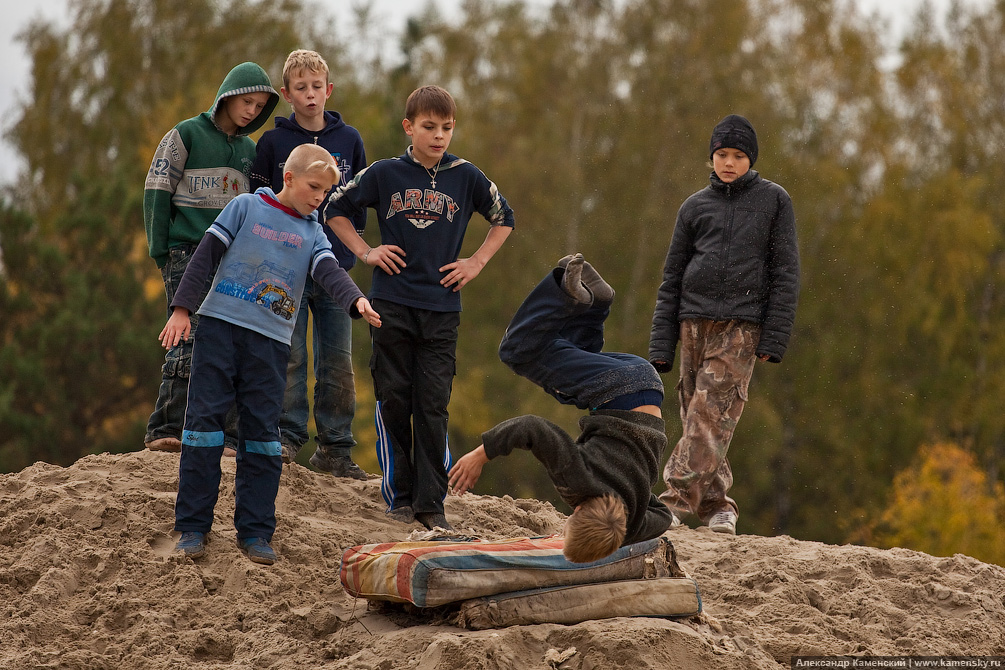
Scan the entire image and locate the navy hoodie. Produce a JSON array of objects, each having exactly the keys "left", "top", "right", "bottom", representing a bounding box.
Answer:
[{"left": 250, "top": 110, "right": 366, "bottom": 269}]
